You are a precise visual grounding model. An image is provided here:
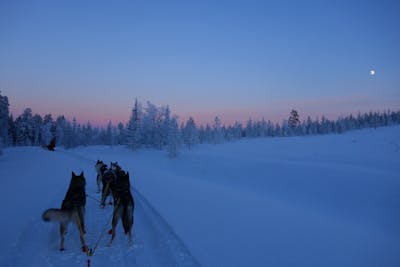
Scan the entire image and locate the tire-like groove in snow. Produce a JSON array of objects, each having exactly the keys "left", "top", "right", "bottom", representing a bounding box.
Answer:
[{"left": 133, "top": 188, "right": 201, "bottom": 267}]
